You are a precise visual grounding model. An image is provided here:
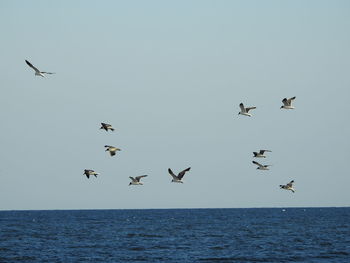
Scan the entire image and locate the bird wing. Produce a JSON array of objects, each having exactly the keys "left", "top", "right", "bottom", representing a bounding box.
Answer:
[
  {"left": 135, "top": 175, "right": 148, "bottom": 181},
  {"left": 287, "top": 97, "right": 296, "bottom": 105},
  {"left": 41, "top": 71, "right": 55, "bottom": 74},
  {"left": 110, "top": 151, "right": 116, "bottom": 156},
  {"left": 252, "top": 161, "right": 263, "bottom": 167},
  {"left": 246, "top": 107, "right": 256, "bottom": 112},
  {"left": 25, "top": 60, "right": 40, "bottom": 73},
  {"left": 282, "top": 98, "right": 289, "bottom": 106},
  {"left": 178, "top": 167, "right": 191, "bottom": 179},
  {"left": 239, "top": 103, "right": 245, "bottom": 112},
  {"left": 260, "top": 150, "right": 271, "bottom": 154},
  {"left": 129, "top": 176, "right": 136, "bottom": 182},
  {"left": 168, "top": 168, "right": 178, "bottom": 180}
]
